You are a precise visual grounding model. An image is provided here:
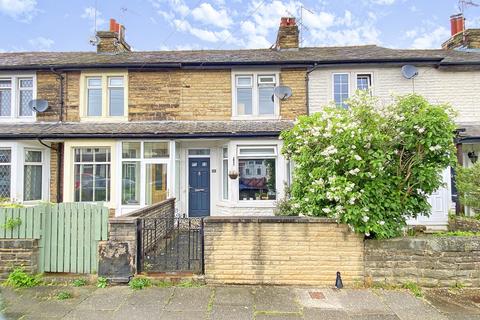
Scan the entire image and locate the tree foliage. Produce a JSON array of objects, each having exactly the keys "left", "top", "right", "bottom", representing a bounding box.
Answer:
[
  {"left": 456, "top": 161, "right": 480, "bottom": 213},
  {"left": 280, "top": 93, "right": 457, "bottom": 238}
]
